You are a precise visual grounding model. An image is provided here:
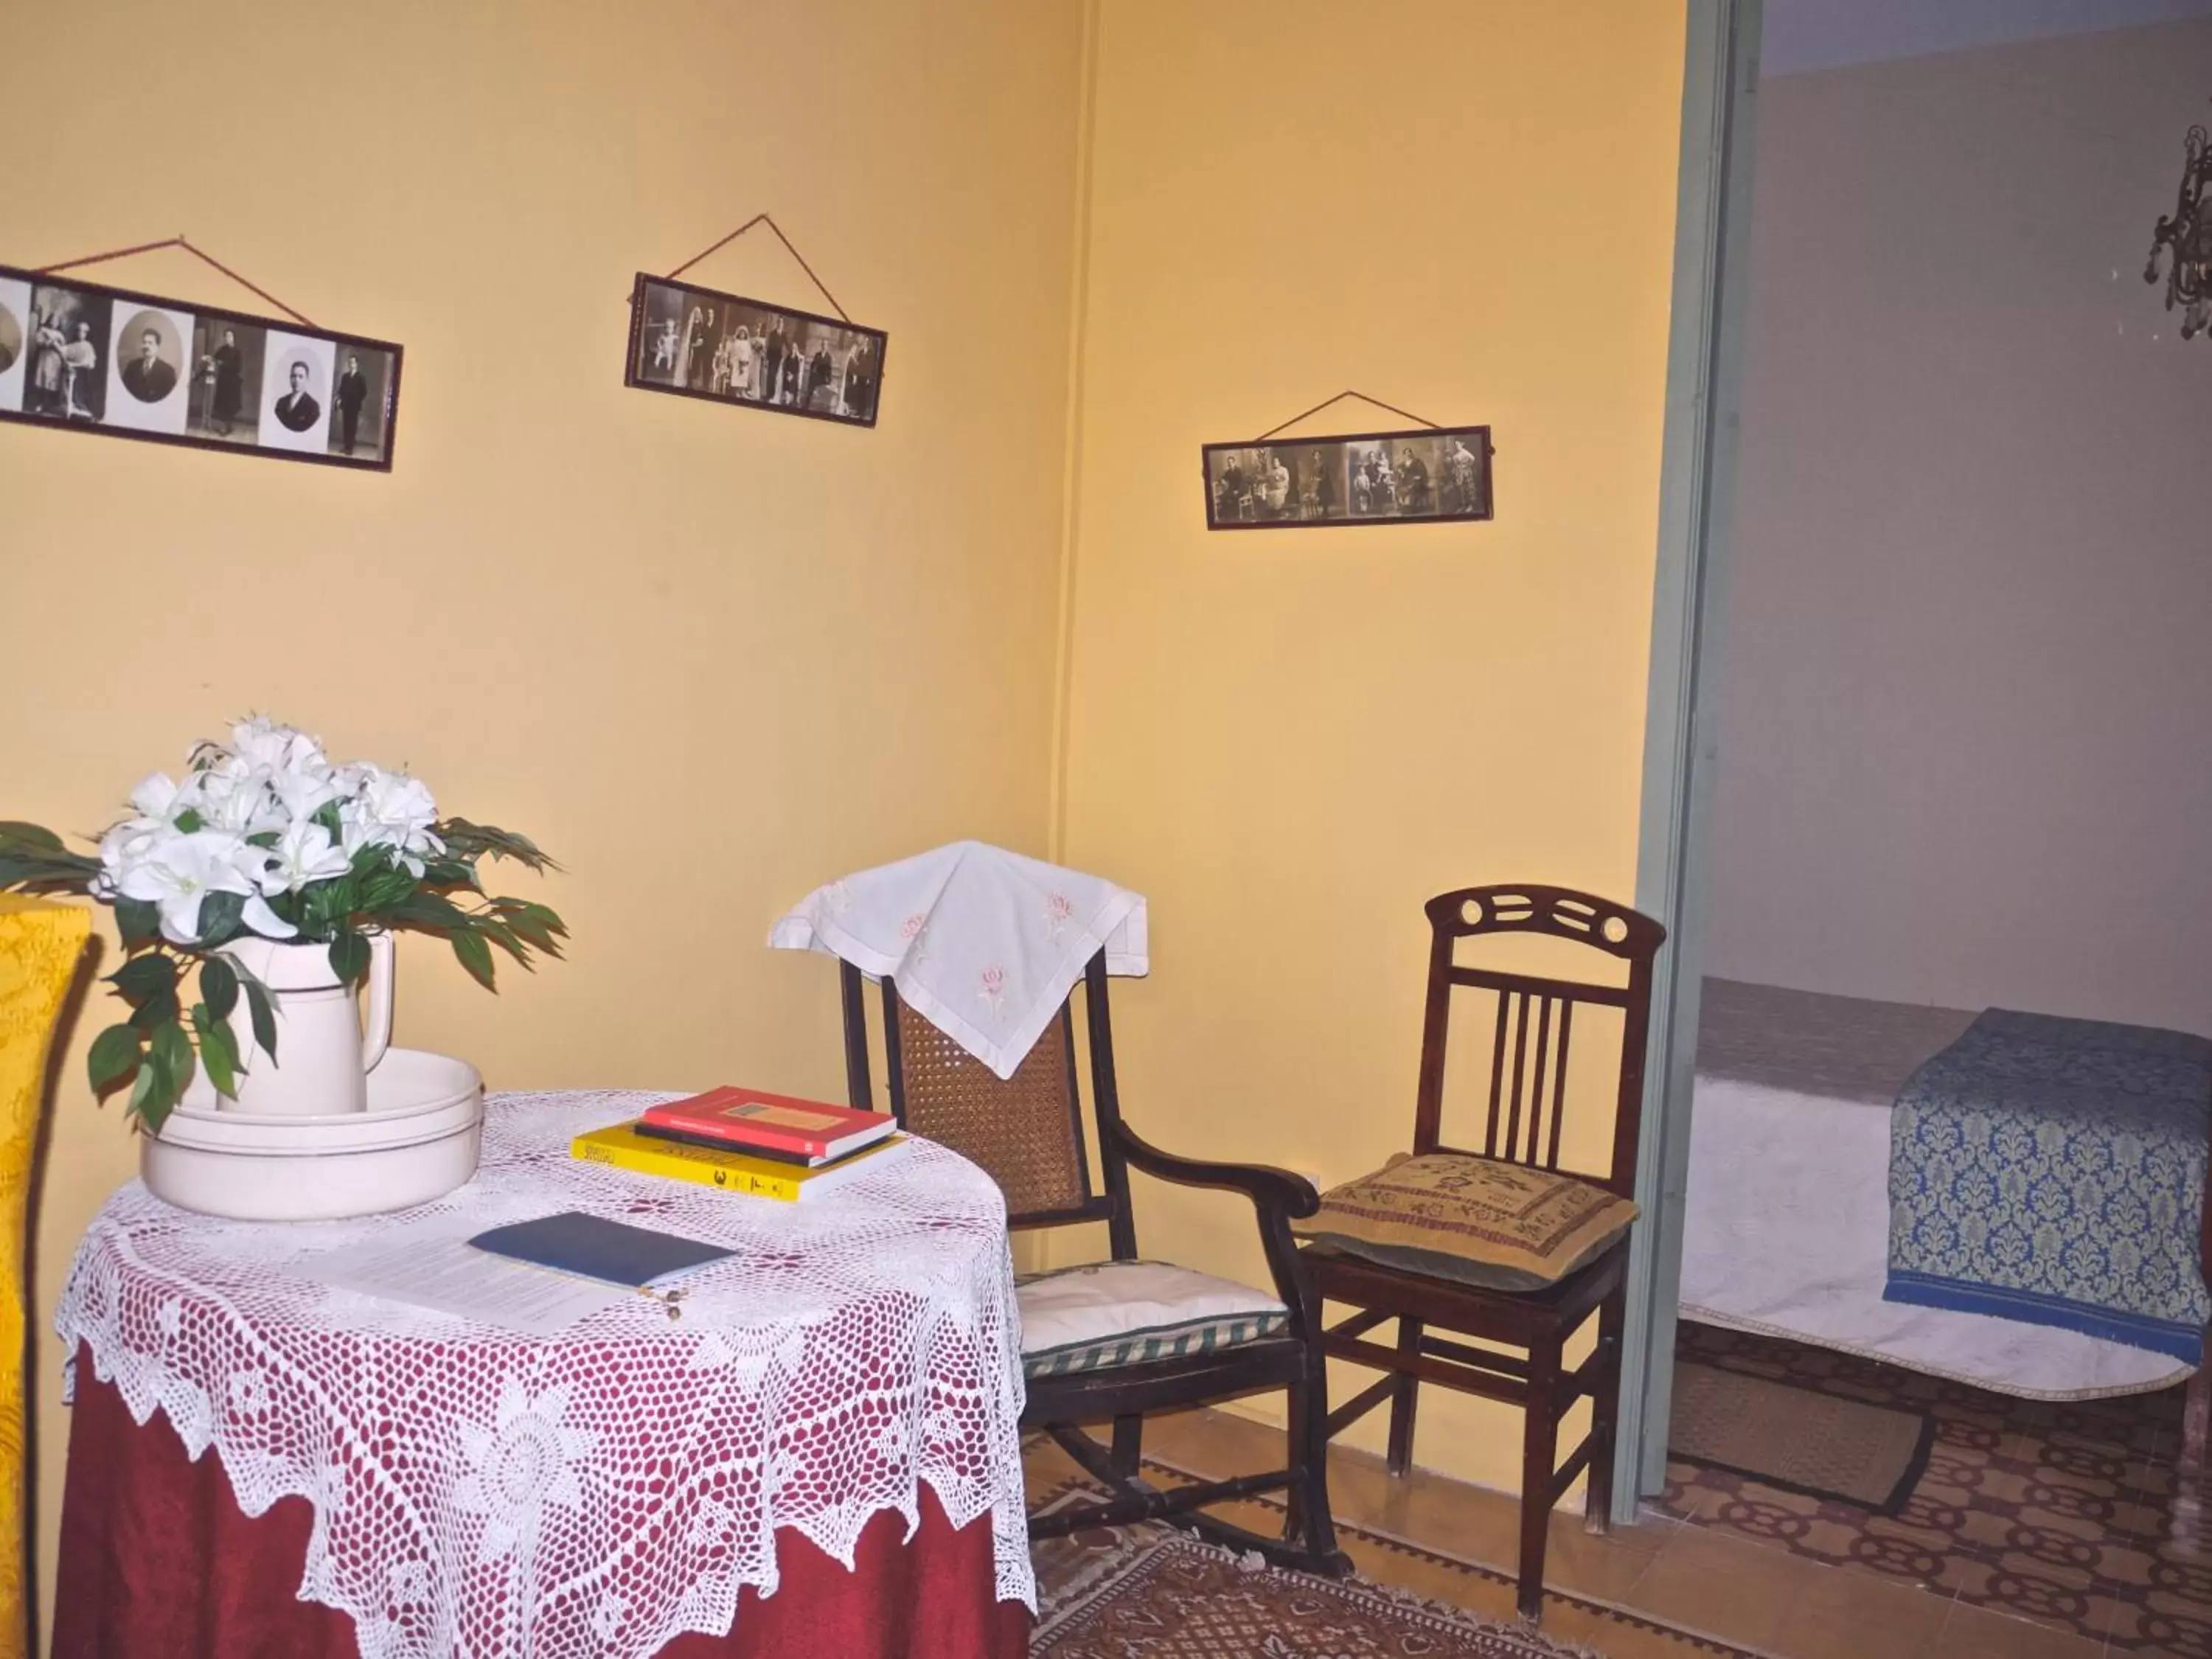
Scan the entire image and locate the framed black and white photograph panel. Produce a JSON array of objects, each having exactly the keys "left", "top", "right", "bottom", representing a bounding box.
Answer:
[
  {"left": 0, "top": 274, "right": 27, "bottom": 413},
  {"left": 0, "top": 262, "right": 402, "bottom": 470},
  {"left": 257, "top": 330, "right": 335, "bottom": 455},
  {"left": 1202, "top": 425, "right": 1494, "bottom": 530},
  {"left": 625, "top": 272, "right": 886, "bottom": 428}
]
